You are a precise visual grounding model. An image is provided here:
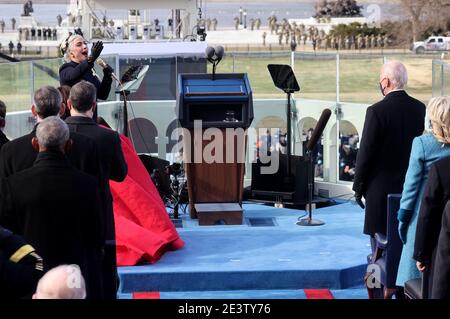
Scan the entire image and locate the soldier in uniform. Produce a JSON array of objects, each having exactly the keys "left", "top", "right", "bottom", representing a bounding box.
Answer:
[
  {"left": 8, "top": 41, "right": 13, "bottom": 55},
  {"left": 377, "top": 34, "right": 382, "bottom": 49},
  {"left": 262, "top": 31, "right": 267, "bottom": 46},
  {"left": 383, "top": 34, "right": 389, "bottom": 48},
  {"left": 0, "top": 225, "right": 44, "bottom": 299},
  {"left": 278, "top": 31, "right": 283, "bottom": 45},
  {"left": 250, "top": 18, "right": 255, "bottom": 31},
  {"left": 233, "top": 17, "right": 239, "bottom": 30},
  {"left": 365, "top": 35, "right": 370, "bottom": 49},
  {"left": 0, "top": 19, "right": 5, "bottom": 33},
  {"left": 206, "top": 18, "right": 211, "bottom": 31},
  {"left": 11, "top": 17, "right": 16, "bottom": 31},
  {"left": 284, "top": 28, "right": 290, "bottom": 45},
  {"left": 212, "top": 18, "right": 218, "bottom": 31},
  {"left": 255, "top": 18, "right": 261, "bottom": 30},
  {"left": 357, "top": 34, "right": 362, "bottom": 50},
  {"left": 57, "top": 14, "right": 62, "bottom": 27}
]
